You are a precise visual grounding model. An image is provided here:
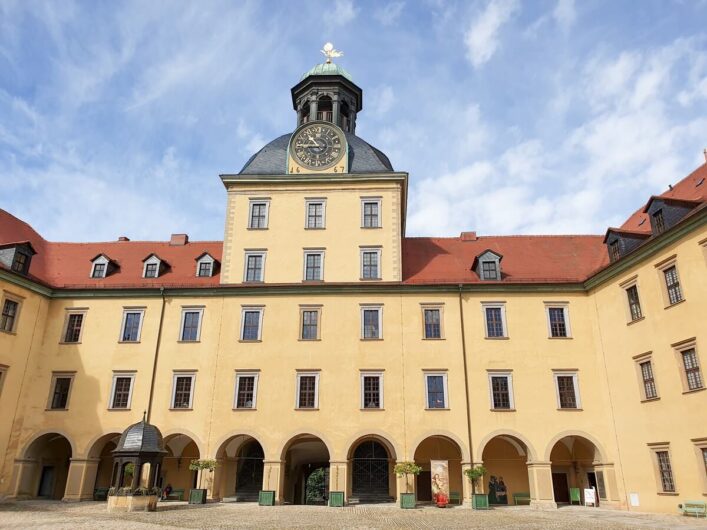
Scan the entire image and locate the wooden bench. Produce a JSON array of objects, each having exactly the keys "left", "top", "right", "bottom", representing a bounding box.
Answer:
[
  {"left": 513, "top": 492, "right": 531, "bottom": 505},
  {"left": 165, "top": 488, "right": 185, "bottom": 501},
  {"left": 679, "top": 501, "right": 707, "bottom": 518},
  {"left": 449, "top": 491, "right": 461, "bottom": 505},
  {"left": 93, "top": 487, "right": 109, "bottom": 501}
]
